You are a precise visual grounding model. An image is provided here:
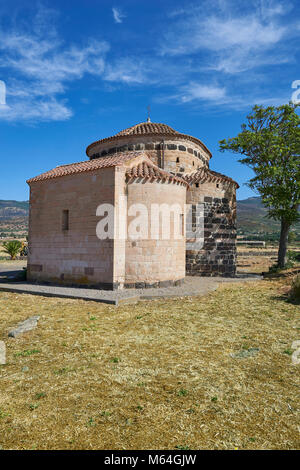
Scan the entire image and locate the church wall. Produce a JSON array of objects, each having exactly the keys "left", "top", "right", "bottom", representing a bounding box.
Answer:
[
  {"left": 125, "top": 180, "right": 186, "bottom": 287},
  {"left": 27, "top": 167, "right": 117, "bottom": 289},
  {"left": 112, "top": 166, "right": 127, "bottom": 288},
  {"left": 88, "top": 136, "right": 210, "bottom": 174},
  {"left": 186, "top": 181, "right": 237, "bottom": 277}
]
